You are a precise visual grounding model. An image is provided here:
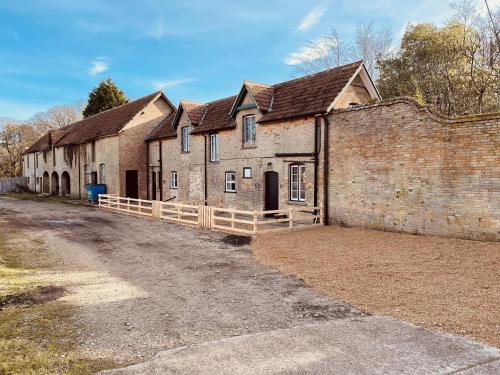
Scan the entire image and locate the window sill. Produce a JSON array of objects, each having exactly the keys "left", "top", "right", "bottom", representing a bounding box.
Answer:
[
  {"left": 224, "top": 191, "right": 237, "bottom": 194},
  {"left": 209, "top": 160, "right": 220, "bottom": 164},
  {"left": 170, "top": 187, "right": 178, "bottom": 190},
  {"left": 241, "top": 144, "right": 257, "bottom": 150},
  {"left": 288, "top": 200, "right": 307, "bottom": 206}
]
